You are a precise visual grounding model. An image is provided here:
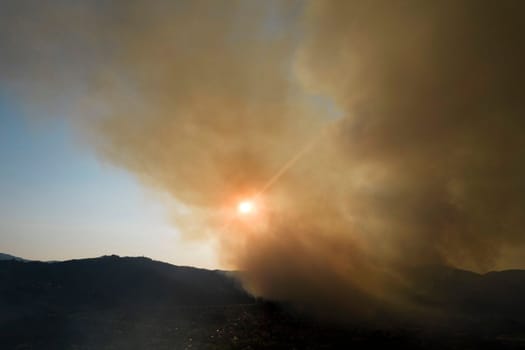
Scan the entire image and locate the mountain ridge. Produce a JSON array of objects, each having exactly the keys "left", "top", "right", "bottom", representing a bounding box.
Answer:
[
  {"left": 0, "top": 253, "right": 27, "bottom": 262},
  {"left": 3, "top": 255, "right": 525, "bottom": 349}
]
